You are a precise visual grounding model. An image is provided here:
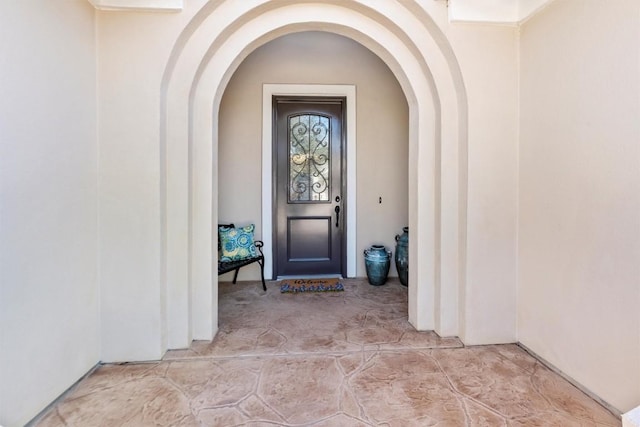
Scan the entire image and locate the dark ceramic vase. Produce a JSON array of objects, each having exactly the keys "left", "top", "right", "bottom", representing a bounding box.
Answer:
[
  {"left": 364, "top": 245, "right": 392, "bottom": 286},
  {"left": 395, "top": 227, "right": 409, "bottom": 286}
]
